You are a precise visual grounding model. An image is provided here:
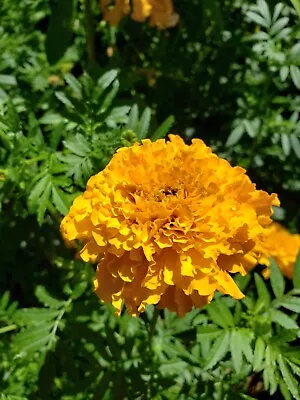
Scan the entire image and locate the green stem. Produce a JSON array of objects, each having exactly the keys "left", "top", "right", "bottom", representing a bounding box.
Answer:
[
  {"left": 147, "top": 308, "right": 160, "bottom": 399},
  {"left": 84, "top": 0, "right": 96, "bottom": 68}
]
